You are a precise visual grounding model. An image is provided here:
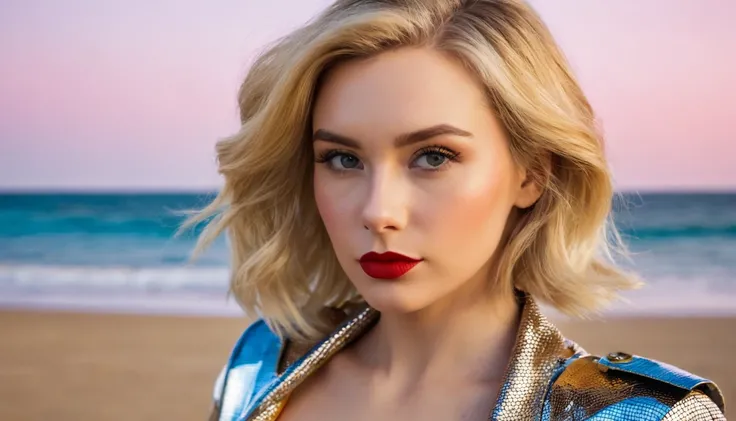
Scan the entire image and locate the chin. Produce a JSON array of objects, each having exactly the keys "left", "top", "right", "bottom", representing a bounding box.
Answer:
[{"left": 352, "top": 275, "right": 437, "bottom": 314}]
